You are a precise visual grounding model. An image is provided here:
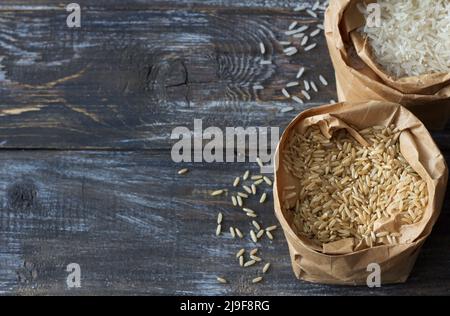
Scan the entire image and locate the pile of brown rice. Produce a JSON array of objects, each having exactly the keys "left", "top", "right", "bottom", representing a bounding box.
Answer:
[{"left": 282, "top": 125, "right": 428, "bottom": 249}]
